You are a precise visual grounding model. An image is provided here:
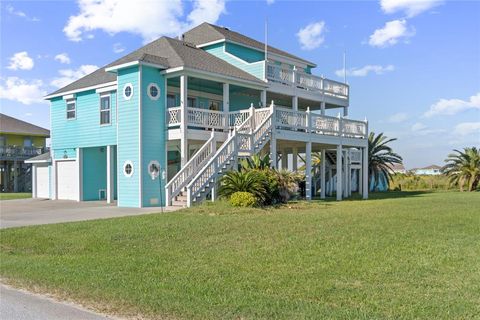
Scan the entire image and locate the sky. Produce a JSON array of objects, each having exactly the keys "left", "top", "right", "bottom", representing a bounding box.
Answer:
[{"left": 1, "top": 0, "right": 479, "bottom": 168}]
